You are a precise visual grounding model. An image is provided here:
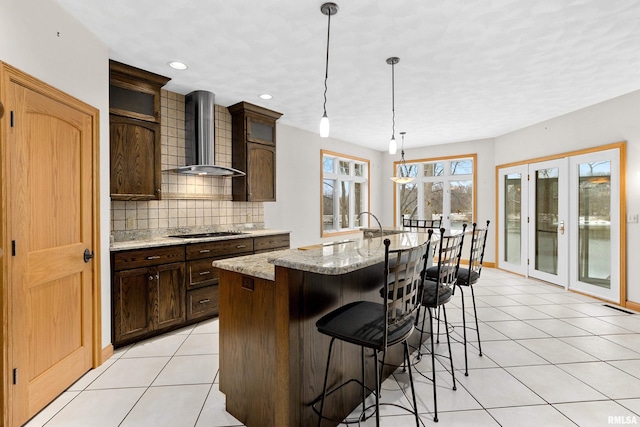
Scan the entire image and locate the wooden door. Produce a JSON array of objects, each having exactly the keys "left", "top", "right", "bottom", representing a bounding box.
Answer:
[{"left": 2, "top": 64, "right": 99, "bottom": 426}]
